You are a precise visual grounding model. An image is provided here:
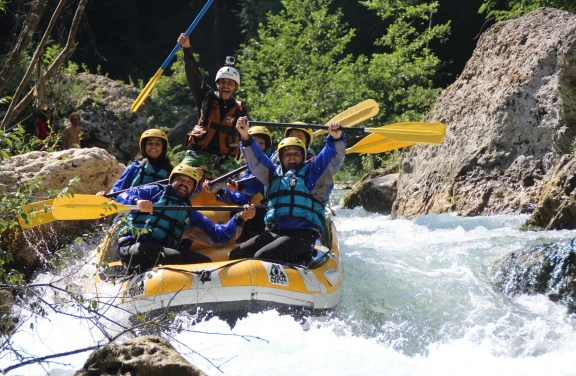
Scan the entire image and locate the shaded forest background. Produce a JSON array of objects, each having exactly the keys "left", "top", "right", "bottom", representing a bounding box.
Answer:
[{"left": 0, "top": 0, "right": 485, "bottom": 94}]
